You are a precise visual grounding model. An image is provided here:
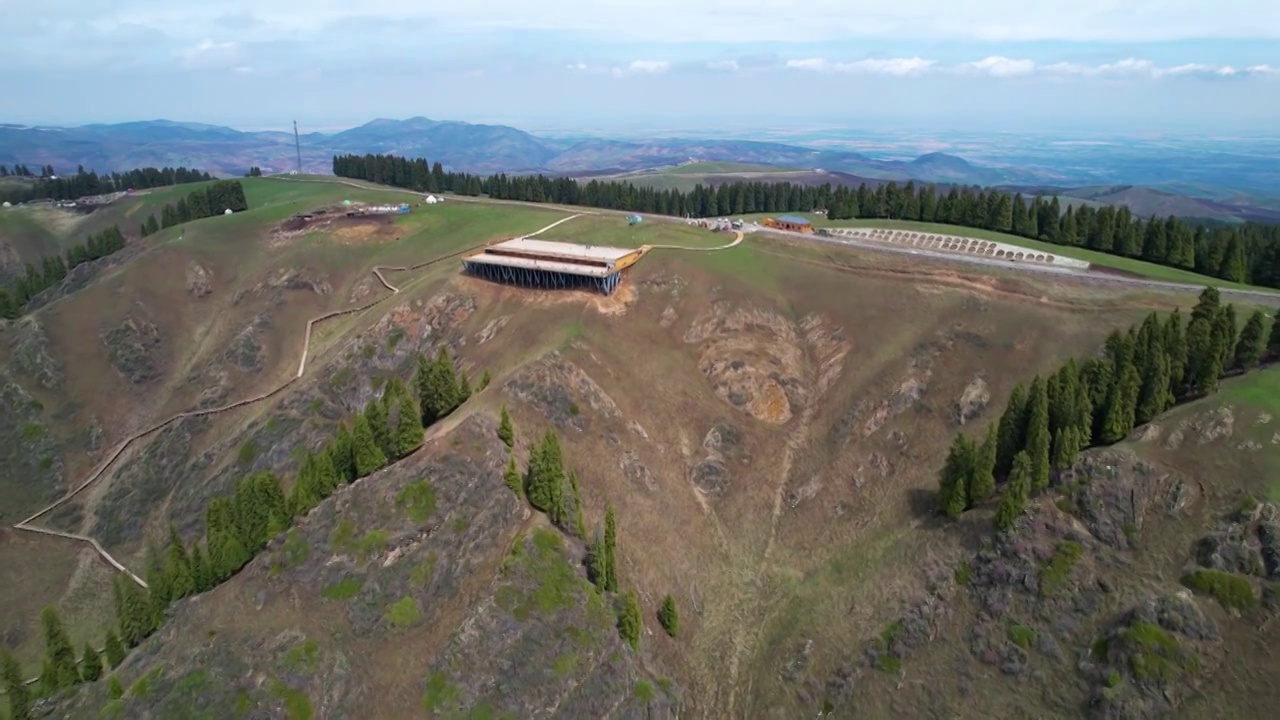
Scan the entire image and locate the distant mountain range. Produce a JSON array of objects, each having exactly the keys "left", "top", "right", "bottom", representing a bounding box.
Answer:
[
  {"left": 0, "top": 117, "right": 1070, "bottom": 185},
  {"left": 2, "top": 117, "right": 1277, "bottom": 224}
]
